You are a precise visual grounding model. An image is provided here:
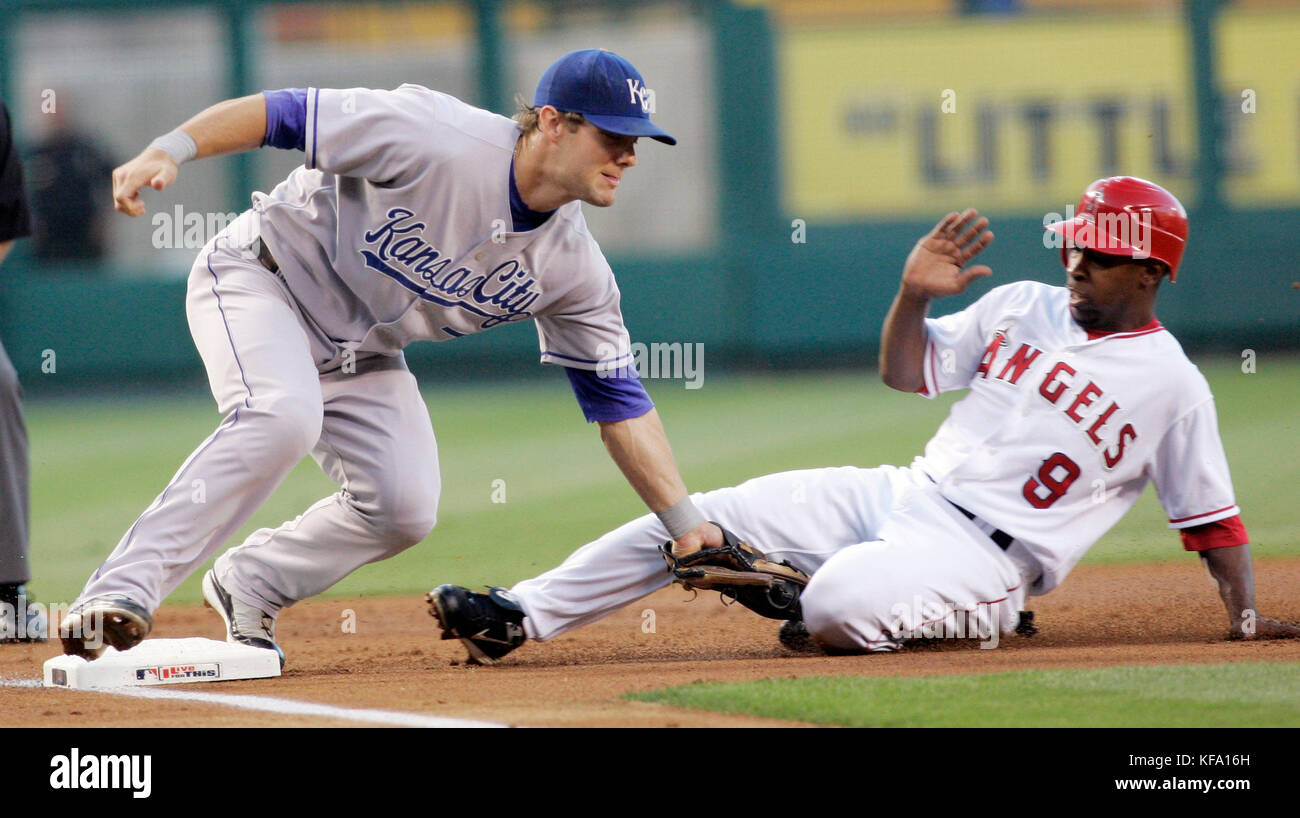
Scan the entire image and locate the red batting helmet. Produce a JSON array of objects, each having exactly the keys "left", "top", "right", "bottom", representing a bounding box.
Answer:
[{"left": 1045, "top": 176, "right": 1189, "bottom": 281}]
